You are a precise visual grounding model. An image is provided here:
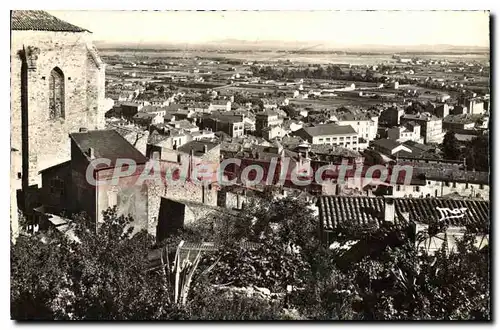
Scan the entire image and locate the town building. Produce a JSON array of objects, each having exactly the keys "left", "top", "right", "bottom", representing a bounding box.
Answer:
[
  {"left": 166, "top": 119, "right": 200, "bottom": 133},
  {"left": 208, "top": 100, "right": 231, "bottom": 112},
  {"left": 434, "top": 103, "right": 450, "bottom": 118},
  {"left": 146, "top": 140, "right": 222, "bottom": 238},
  {"left": 400, "top": 113, "right": 444, "bottom": 144},
  {"left": 443, "top": 114, "right": 481, "bottom": 132},
  {"left": 316, "top": 195, "right": 489, "bottom": 254},
  {"left": 140, "top": 105, "right": 168, "bottom": 117},
  {"left": 294, "top": 124, "right": 360, "bottom": 151},
  {"left": 262, "top": 125, "right": 287, "bottom": 140},
  {"left": 120, "top": 102, "right": 142, "bottom": 118},
  {"left": 132, "top": 112, "right": 163, "bottom": 127},
  {"left": 332, "top": 112, "right": 379, "bottom": 142},
  {"left": 255, "top": 110, "right": 284, "bottom": 136},
  {"left": 387, "top": 122, "right": 424, "bottom": 143},
  {"left": 35, "top": 129, "right": 150, "bottom": 233},
  {"left": 450, "top": 105, "right": 468, "bottom": 115},
  {"left": 199, "top": 113, "right": 245, "bottom": 138},
  {"left": 370, "top": 138, "right": 413, "bottom": 155},
  {"left": 460, "top": 97, "right": 485, "bottom": 115},
  {"left": 379, "top": 106, "right": 405, "bottom": 126}
]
